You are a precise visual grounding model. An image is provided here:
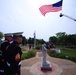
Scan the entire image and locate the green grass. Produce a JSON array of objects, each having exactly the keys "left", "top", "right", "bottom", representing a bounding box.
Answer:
[
  {"left": 47, "top": 48, "right": 76, "bottom": 62},
  {"left": 61, "top": 49, "right": 76, "bottom": 57}
]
